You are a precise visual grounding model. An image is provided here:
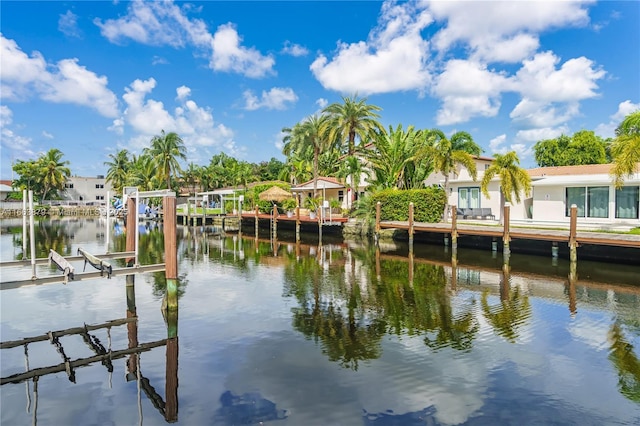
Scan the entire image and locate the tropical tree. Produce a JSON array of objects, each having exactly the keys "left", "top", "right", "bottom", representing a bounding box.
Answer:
[
  {"left": 181, "top": 162, "right": 202, "bottom": 195},
  {"left": 128, "top": 154, "right": 159, "bottom": 191},
  {"left": 144, "top": 130, "right": 187, "bottom": 190},
  {"left": 611, "top": 111, "right": 640, "bottom": 188},
  {"left": 104, "top": 149, "right": 131, "bottom": 195},
  {"left": 323, "top": 95, "right": 384, "bottom": 156},
  {"left": 481, "top": 151, "right": 532, "bottom": 222},
  {"left": 426, "top": 130, "right": 479, "bottom": 221},
  {"left": 336, "top": 155, "right": 369, "bottom": 202},
  {"left": 12, "top": 159, "right": 45, "bottom": 197},
  {"left": 533, "top": 130, "right": 608, "bottom": 167},
  {"left": 365, "top": 124, "right": 432, "bottom": 190},
  {"left": 39, "top": 148, "right": 71, "bottom": 202}
]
